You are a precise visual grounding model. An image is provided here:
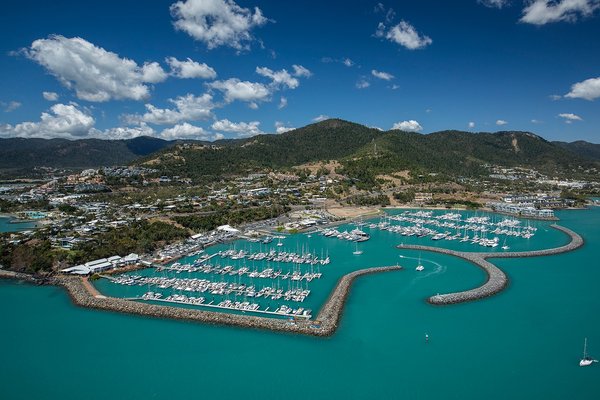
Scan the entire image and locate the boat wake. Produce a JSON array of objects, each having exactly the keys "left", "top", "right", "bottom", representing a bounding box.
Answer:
[{"left": 399, "top": 254, "right": 447, "bottom": 281}]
